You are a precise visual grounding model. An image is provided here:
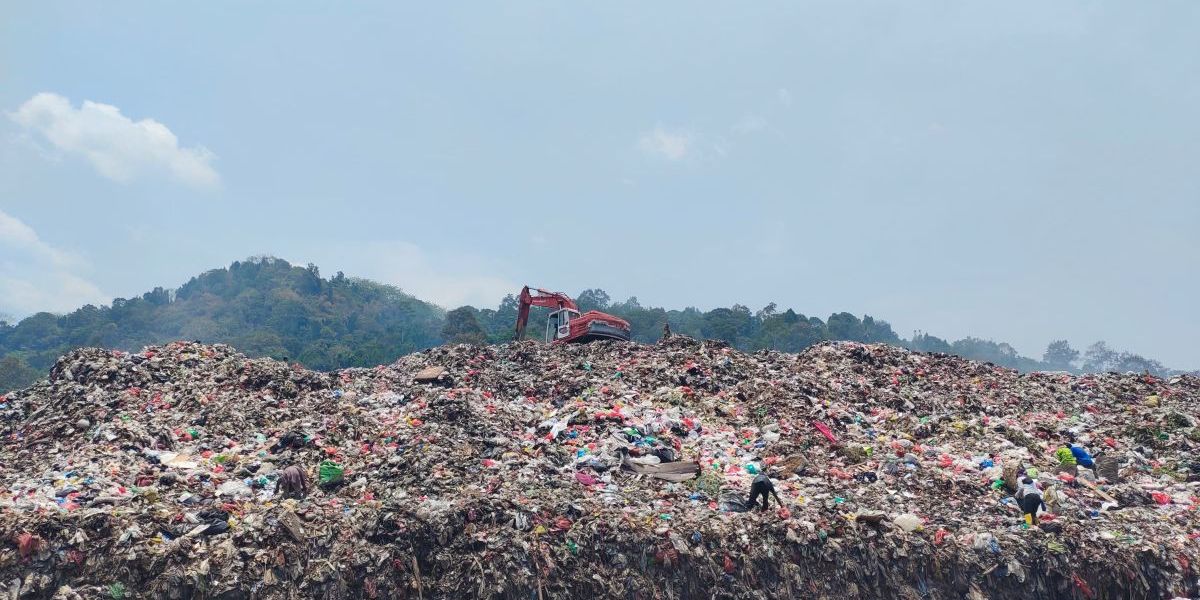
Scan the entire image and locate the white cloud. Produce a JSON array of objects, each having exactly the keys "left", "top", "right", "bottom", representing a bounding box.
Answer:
[
  {"left": 777, "top": 88, "right": 793, "bottom": 106},
  {"left": 9, "top": 92, "right": 218, "bottom": 187},
  {"left": 307, "top": 241, "right": 518, "bottom": 309},
  {"left": 0, "top": 209, "right": 107, "bottom": 316},
  {"left": 637, "top": 126, "right": 692, "bottom": 161},
  {"left": 0, "top": 209, "right": 76, "bottom": 267}
]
